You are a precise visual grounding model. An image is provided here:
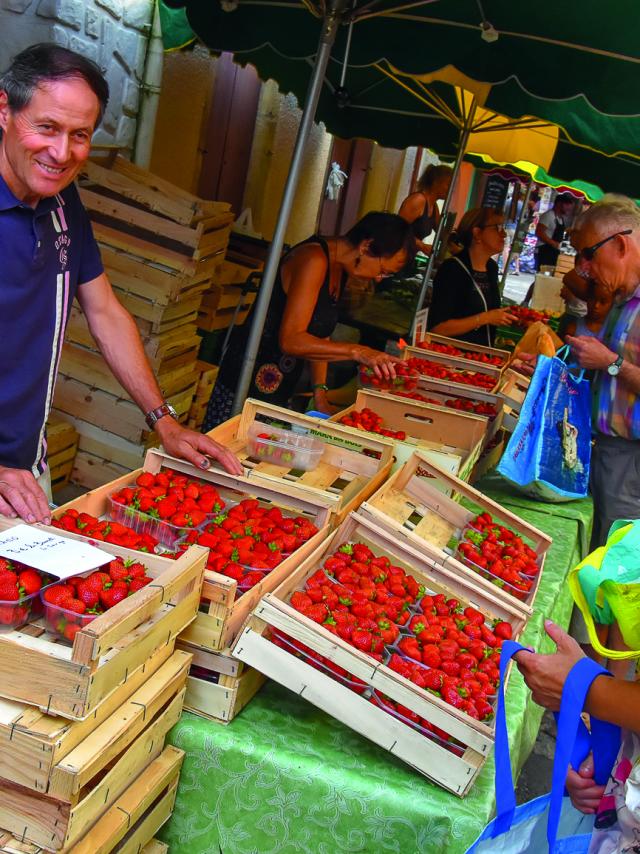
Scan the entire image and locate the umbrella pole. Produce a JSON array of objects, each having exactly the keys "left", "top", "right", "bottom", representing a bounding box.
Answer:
[
  {"left": 500, "top": 178, "right": 533, "bottom": 293},
  {"left": 413, "top": 98, "right": 477, "bottom": 331},
  {"left": 231, "top": 0, "right": 347, "bottom": 415}
]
